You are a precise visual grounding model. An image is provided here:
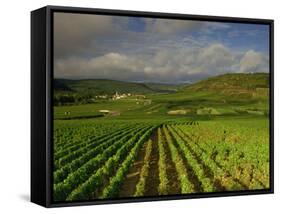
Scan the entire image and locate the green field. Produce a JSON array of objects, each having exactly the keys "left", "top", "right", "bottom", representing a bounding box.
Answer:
[{"left": 53, "top": 73, "right": 270, "bottom": 201}]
